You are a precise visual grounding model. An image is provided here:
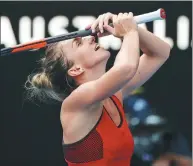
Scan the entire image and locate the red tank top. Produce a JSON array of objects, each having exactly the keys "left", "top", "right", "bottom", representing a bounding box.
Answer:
[{"left": 63, "top": 95, "right": 134, "bottom": 166}]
